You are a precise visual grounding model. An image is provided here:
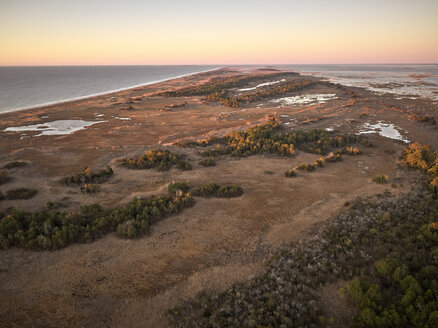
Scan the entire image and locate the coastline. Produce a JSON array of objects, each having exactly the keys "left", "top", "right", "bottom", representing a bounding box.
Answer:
[{"left": 0, "top": 66, "right": 223, "bottom": 115}]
